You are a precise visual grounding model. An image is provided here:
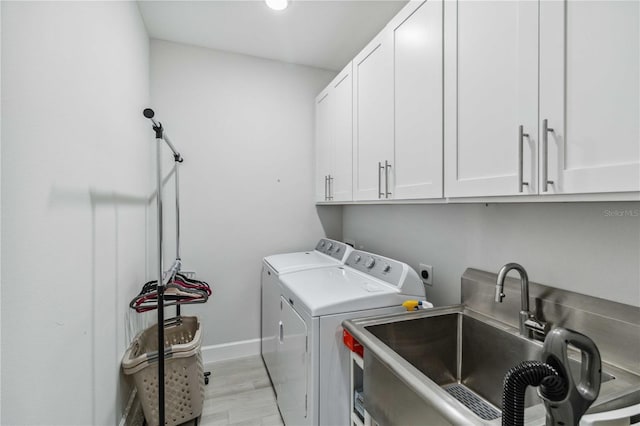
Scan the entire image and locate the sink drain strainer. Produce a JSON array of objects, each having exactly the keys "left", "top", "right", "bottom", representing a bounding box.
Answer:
[{"left": 443, "top": 383, "right": 501, "bottom": 421}]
